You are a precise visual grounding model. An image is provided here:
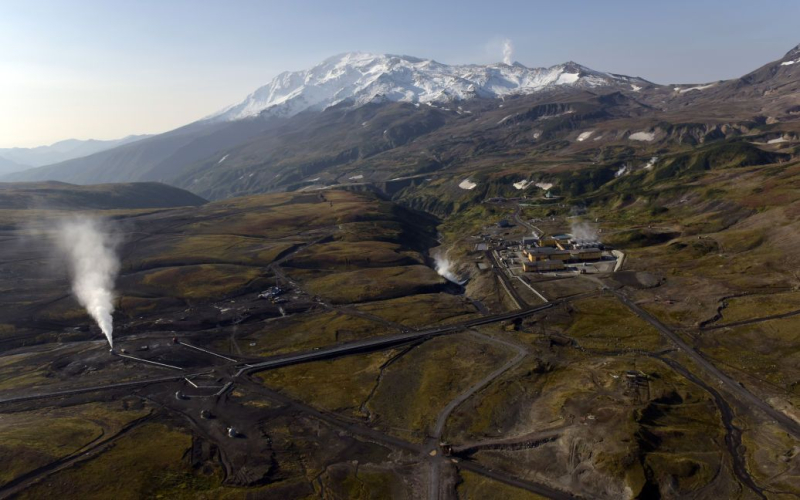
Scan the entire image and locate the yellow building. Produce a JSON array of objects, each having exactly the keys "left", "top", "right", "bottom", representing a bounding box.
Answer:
[
  {"left": 569, "top": 248, "right": 603, "bottom": 261},
  {"left": 539, "top": 234, "right": 572, "bottom": 248},
  {"left": 538, "top": 236, "right": 557, "bottom": 247},
  {"left": 528, "top": 248, "right": 571, "bottom": 261}
]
